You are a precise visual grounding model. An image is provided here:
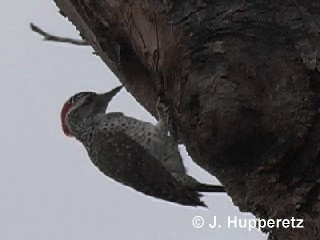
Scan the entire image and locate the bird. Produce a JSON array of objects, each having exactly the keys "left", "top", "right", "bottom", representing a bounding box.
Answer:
[{"left": 60, "top": 85, "right": 225, "bottom": 207}]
